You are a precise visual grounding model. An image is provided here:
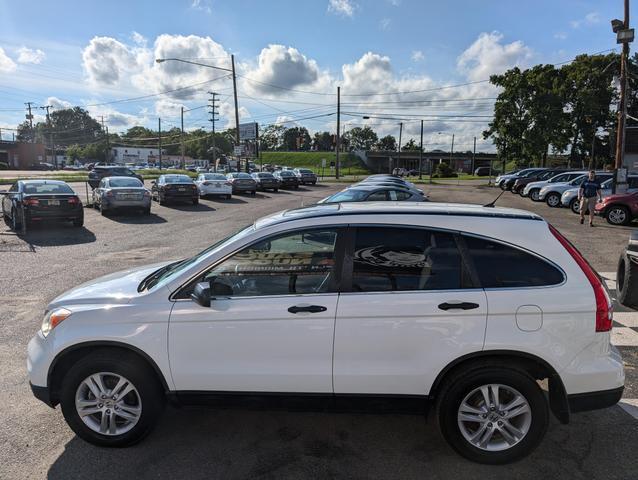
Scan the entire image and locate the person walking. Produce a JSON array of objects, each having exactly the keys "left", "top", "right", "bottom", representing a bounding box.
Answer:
[{"left": 578, "top": 170, "right": 603, "bottom": 226}]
